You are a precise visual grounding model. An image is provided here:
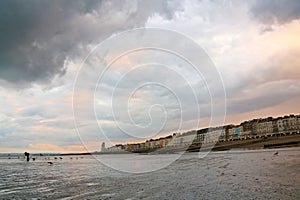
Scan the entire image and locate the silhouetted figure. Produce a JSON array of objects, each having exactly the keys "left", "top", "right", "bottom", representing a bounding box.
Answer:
[{"left": 24, "top": 152, "right": 30, "bottom": 162}]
